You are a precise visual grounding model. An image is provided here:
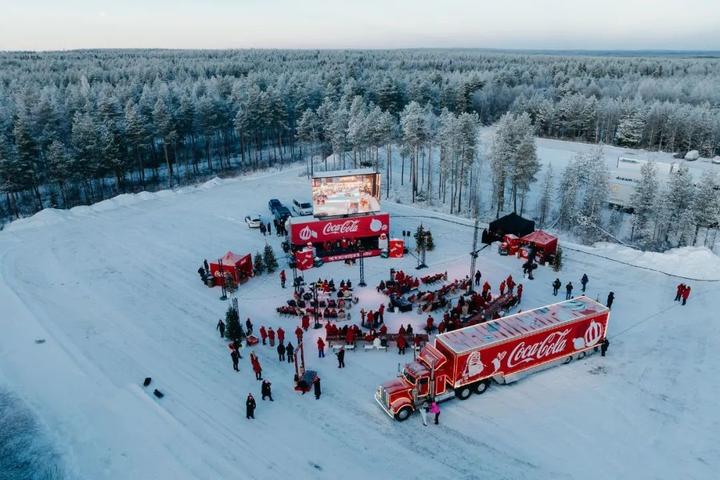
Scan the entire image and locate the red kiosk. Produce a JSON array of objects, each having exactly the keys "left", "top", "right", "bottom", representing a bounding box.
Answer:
[
  {"left": 209, "top": 251, "right": 253, "bottom": 286},
  {"left": 520, "top": 230, "right": 558, "bottom": 262}
]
